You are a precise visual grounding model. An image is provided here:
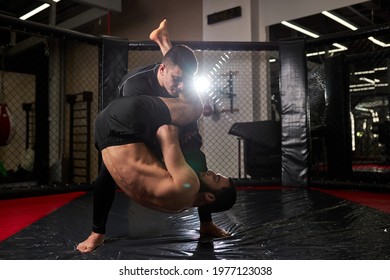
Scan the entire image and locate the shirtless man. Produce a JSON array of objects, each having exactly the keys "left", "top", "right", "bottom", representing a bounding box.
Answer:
[
  {"left": 77, "top": 91, "right": 236, "bottom": 254},
  {"left": 97, "top": 94, "right": 235, "bottom": 213},
  {"left": 76, "top": 29, "right": 236, "bottom": 253},
  {"left": 143, "top": 20, "right": 229, "bottom": 236}
]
